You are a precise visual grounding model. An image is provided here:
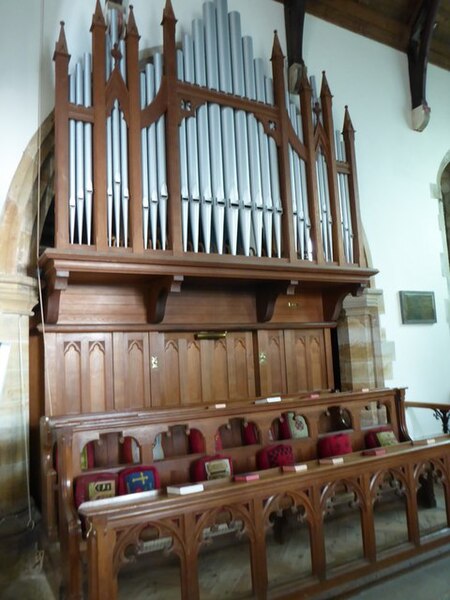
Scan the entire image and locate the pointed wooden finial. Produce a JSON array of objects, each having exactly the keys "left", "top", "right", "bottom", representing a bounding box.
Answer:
[
  {"left": 54, "top": 21, "right": 69, "bottom": 57},
  {"left": 162, "top": 0, "right": 177, "bottom": 25},
  {"left": 343, "top": 106, "right": 355, "bottom": 133},
  {"left": 127, "top": 5, "right": 140, "bottom": 37},
  {"left": 320, "top": 71, "right": 332, "bottom": 99},
  {"left": 271, "top": 30, "right": 284, "bottom": 62},
  {"left": 299, "top": 66, "right": 311, "bottom": 94},
  {"left": 92, "top": 0, "right": 106, "bottom": 27}
]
